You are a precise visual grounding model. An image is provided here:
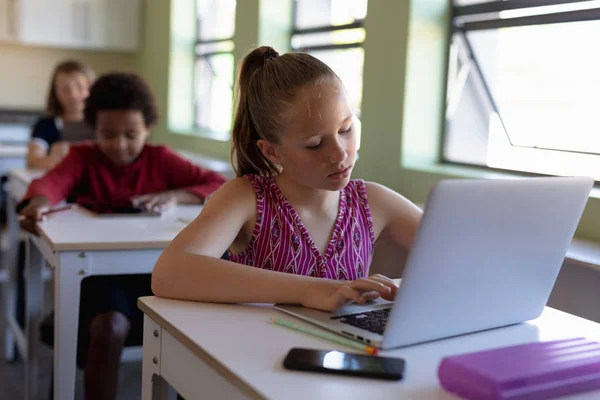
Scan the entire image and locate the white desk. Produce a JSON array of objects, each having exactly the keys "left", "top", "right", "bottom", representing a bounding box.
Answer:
[
  {"left": 138, "top": 297, "right": 600, "bottom": 400},
  {"left": 7, "top": 203, "right": 202, "bottom": 400}
]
